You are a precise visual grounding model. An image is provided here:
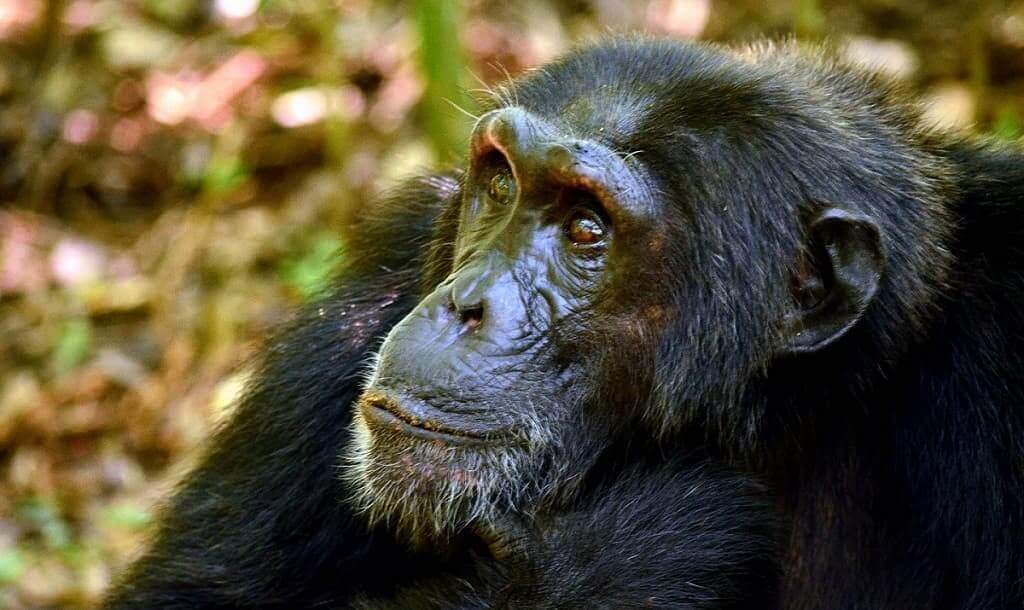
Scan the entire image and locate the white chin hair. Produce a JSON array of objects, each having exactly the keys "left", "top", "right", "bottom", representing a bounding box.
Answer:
[{"left": 342, "top": 410, "right": 528, "bottom": 544}]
